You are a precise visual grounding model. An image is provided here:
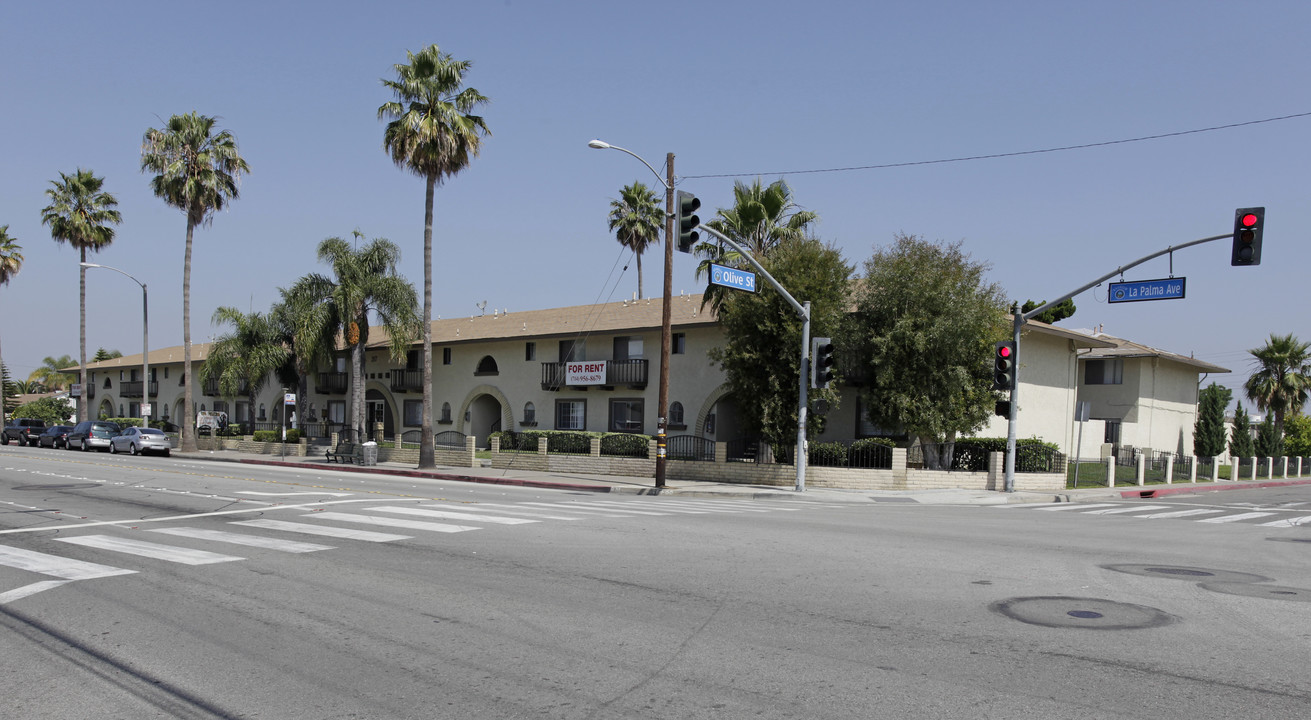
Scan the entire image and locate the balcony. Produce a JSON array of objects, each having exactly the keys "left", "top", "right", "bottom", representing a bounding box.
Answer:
[
  {"left": 314, "top": 372, "right": 348, "bottom": 395},
  {"left": 119, "top": 381, "right": 159, "bottom": 399},
  {"left": 202, "top": 378, "right": 250, "bottom": 397},
  {"left": 390, "top": 368, "right": 423, "bottom": 393},
  {"left": 541, "top": 359, "right": 649, "bottom": 390}
]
